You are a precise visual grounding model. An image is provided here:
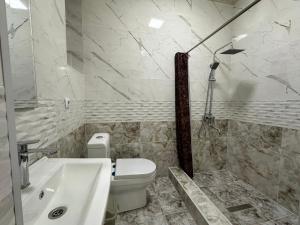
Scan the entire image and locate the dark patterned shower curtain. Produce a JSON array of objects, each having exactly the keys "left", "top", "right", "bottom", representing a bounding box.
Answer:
[{"left": 174, "top": 52, "right": 193, "bottom": 178}]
